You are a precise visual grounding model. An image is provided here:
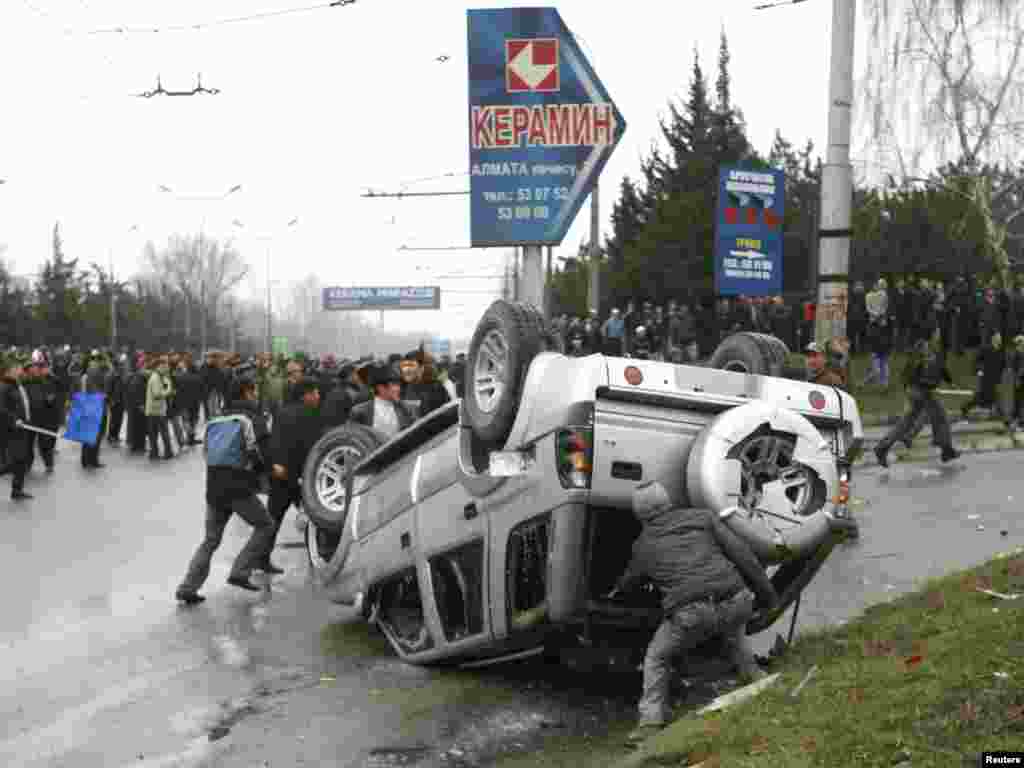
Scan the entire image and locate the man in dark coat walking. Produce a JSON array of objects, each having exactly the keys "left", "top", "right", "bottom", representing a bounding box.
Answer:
[
  {"left": 125, "top": 355, "right": 150, "bottom": 454},
  {"left": 25, "top": 354, "right": 62, "bottom": 473},
  {"left": 106, "top": 359, "right": 127, "bottom": 444},
  {"left": 0, "top": 354, "right": 36, "bottom": 500}
]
